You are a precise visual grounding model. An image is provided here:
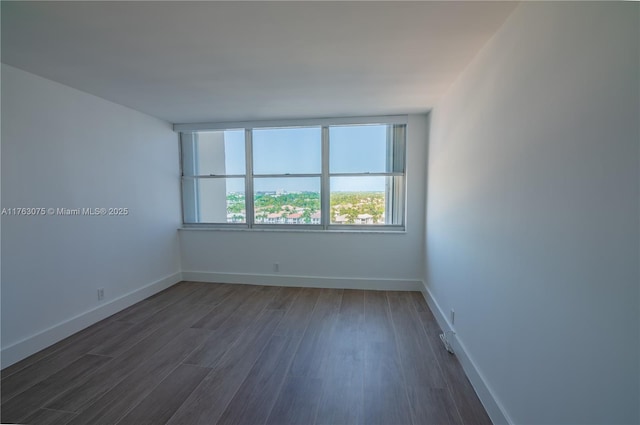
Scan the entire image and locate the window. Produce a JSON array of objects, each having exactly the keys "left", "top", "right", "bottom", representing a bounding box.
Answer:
[
  {"left": 179, "top": 116, "right": 406, "bottom": 230},
  {"left": 181, "top": 129, "right": 246, "bottom": 224}
]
